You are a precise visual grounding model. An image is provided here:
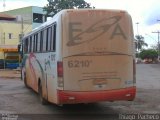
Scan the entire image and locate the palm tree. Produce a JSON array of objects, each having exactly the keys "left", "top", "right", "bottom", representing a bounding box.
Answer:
[{"left": 135, "top": 35, "right": 148, "bottom": 52}]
